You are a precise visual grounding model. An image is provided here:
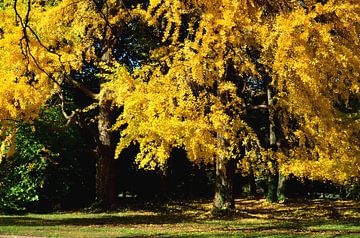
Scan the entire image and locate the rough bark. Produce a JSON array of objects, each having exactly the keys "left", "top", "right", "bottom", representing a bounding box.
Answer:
[
  {"left": 213, "top": 151, "right": 236, "bottom": 213},
  {"left": 95, "top": 93, "right": 119, "bottom": 208},
  {"left": 212, "top": 70, "right": 238, "bottom": 214}
]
